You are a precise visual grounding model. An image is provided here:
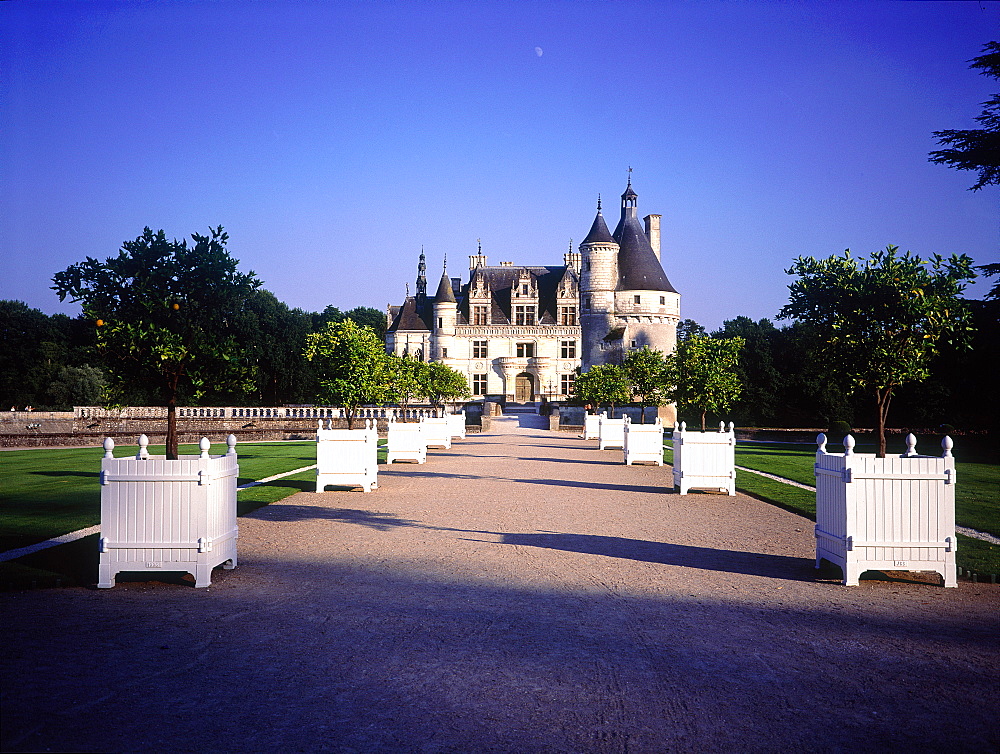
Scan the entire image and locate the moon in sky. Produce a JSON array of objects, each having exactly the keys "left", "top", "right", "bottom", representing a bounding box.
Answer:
[{"left": 535, "top": 47, "right": 543, "bottom": 57}]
